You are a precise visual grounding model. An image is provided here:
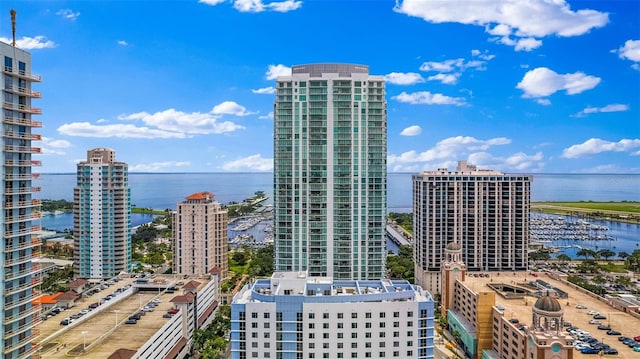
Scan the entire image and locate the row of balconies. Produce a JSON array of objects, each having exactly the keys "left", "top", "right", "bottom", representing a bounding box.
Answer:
[
  {"left": 3, "top": 131, "right": 42, "bottom": 140},
  {"left": 3, "top": 200, "right": 41, "bottom": 209},
  {"left": 2, "top": 66, "right": 42, "bottom": 82},
  {"left": 2, "top": 116, "right": 42, "bottom": 127},
  {"left": 4, "top": 187, "right": 40, "bottom": 195},
  {"left": 2, "top": 102, "right": 42, "bottom": 114},
  {"left": 4, "top": 160, "right": 42, "bottom": 167},
  {"left": 3, "top": 252, "right": 40, "bottom": 267},
  {"left": 2, "top": 84, "right": 42, "bottom": 98},
  {"left": 3, "top": 304, "right": 41, "bottom": 328},
  {"left": 4, "top": 212, "right": 41, "bottom": 224},
  {"left": 5, "top": 263, "right": 40, "bottom": 281},
  {"left": 3, "top": 277, "right": 41, "bottom": 296},
  {"left": 3, "top": 145, "right": 41, "bottom": 154},
  {"left": 2, "top": 329, "right": 40, "bottom": 355},
  {"left": 4, "top": 238, "right": 40, "bottom": 252},
  {"left": 3, "top": 316, "right": 41, "bottom": 340}
]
